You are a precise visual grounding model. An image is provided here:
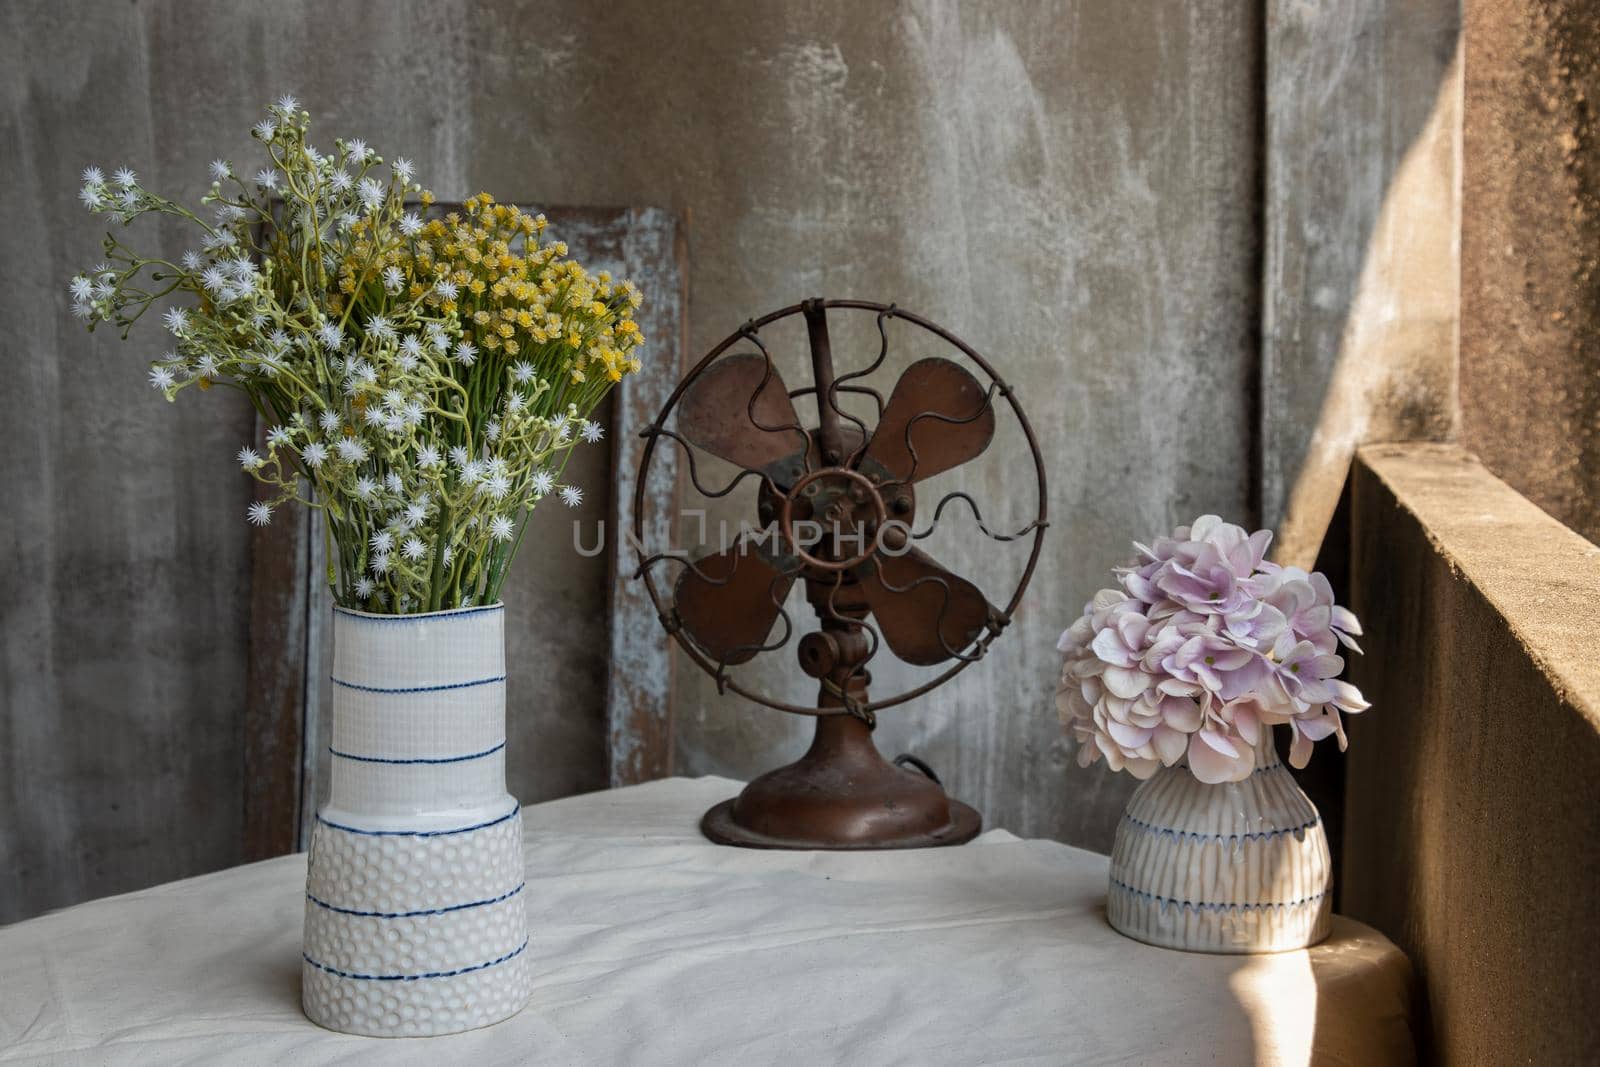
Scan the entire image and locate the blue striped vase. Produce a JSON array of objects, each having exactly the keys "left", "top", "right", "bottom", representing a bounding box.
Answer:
[
  {"left": 1105, "top": 731, "right": 1332, "bottom": 953},
  {"left": 301, "top": 604, "right": 532, "bottom": 1036}
]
